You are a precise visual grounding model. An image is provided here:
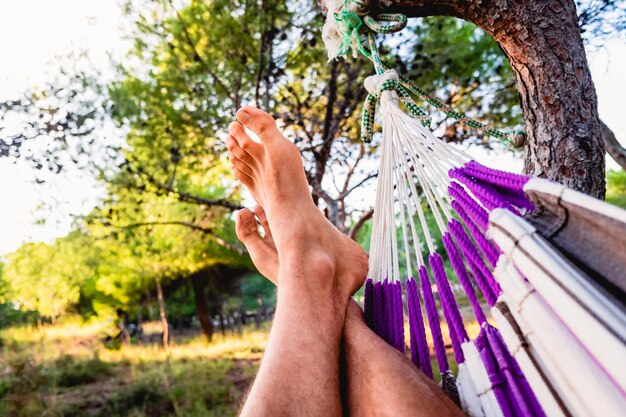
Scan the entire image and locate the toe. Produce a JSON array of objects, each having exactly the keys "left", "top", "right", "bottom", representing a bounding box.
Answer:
[
  {"left": 236, "top": 209, "right": 279, "bottom": 283},
  {"left": 233, "top": 167, "right": 254, "bottom": 188},
  {"left": 236, "top": 107, "right": 281, "bottom": 143},
  {"left": 253, "top": 204, "right": 272, "bottom": 241},
  {"left": 225, "top": 135, "right": 255, "bottom": 167},
  {"left": 236, "top": 209, "right": 261, "bottom": 242},
  {"left": 227, "top": 122, "right": 263, "bottom": 157},
  {"left": 228, "top": 151, "right": 253, "bottom": 176}
]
